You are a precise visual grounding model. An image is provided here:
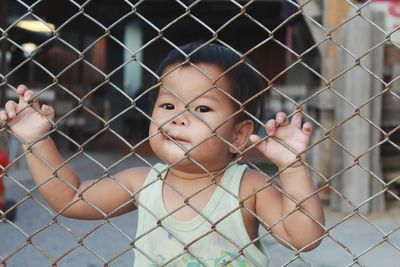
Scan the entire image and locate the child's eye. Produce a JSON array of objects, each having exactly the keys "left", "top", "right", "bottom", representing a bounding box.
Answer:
[
  {"left": 161, "top": 103, "right": 174, "bottom": 110},
  {"left": 195, "top": 106, "right": 211, "bottom": 113}
]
